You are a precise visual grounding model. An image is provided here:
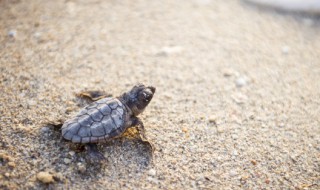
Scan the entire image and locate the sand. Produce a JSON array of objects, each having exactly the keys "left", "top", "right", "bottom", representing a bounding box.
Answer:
[{"left": 0, "top": 0, "right": 319, "bottom": 189}]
